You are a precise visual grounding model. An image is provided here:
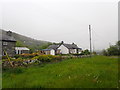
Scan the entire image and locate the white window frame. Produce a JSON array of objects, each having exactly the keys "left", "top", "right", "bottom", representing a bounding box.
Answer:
[{"left": 3, "top": 42, "right": 8, "bottom": 46}]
